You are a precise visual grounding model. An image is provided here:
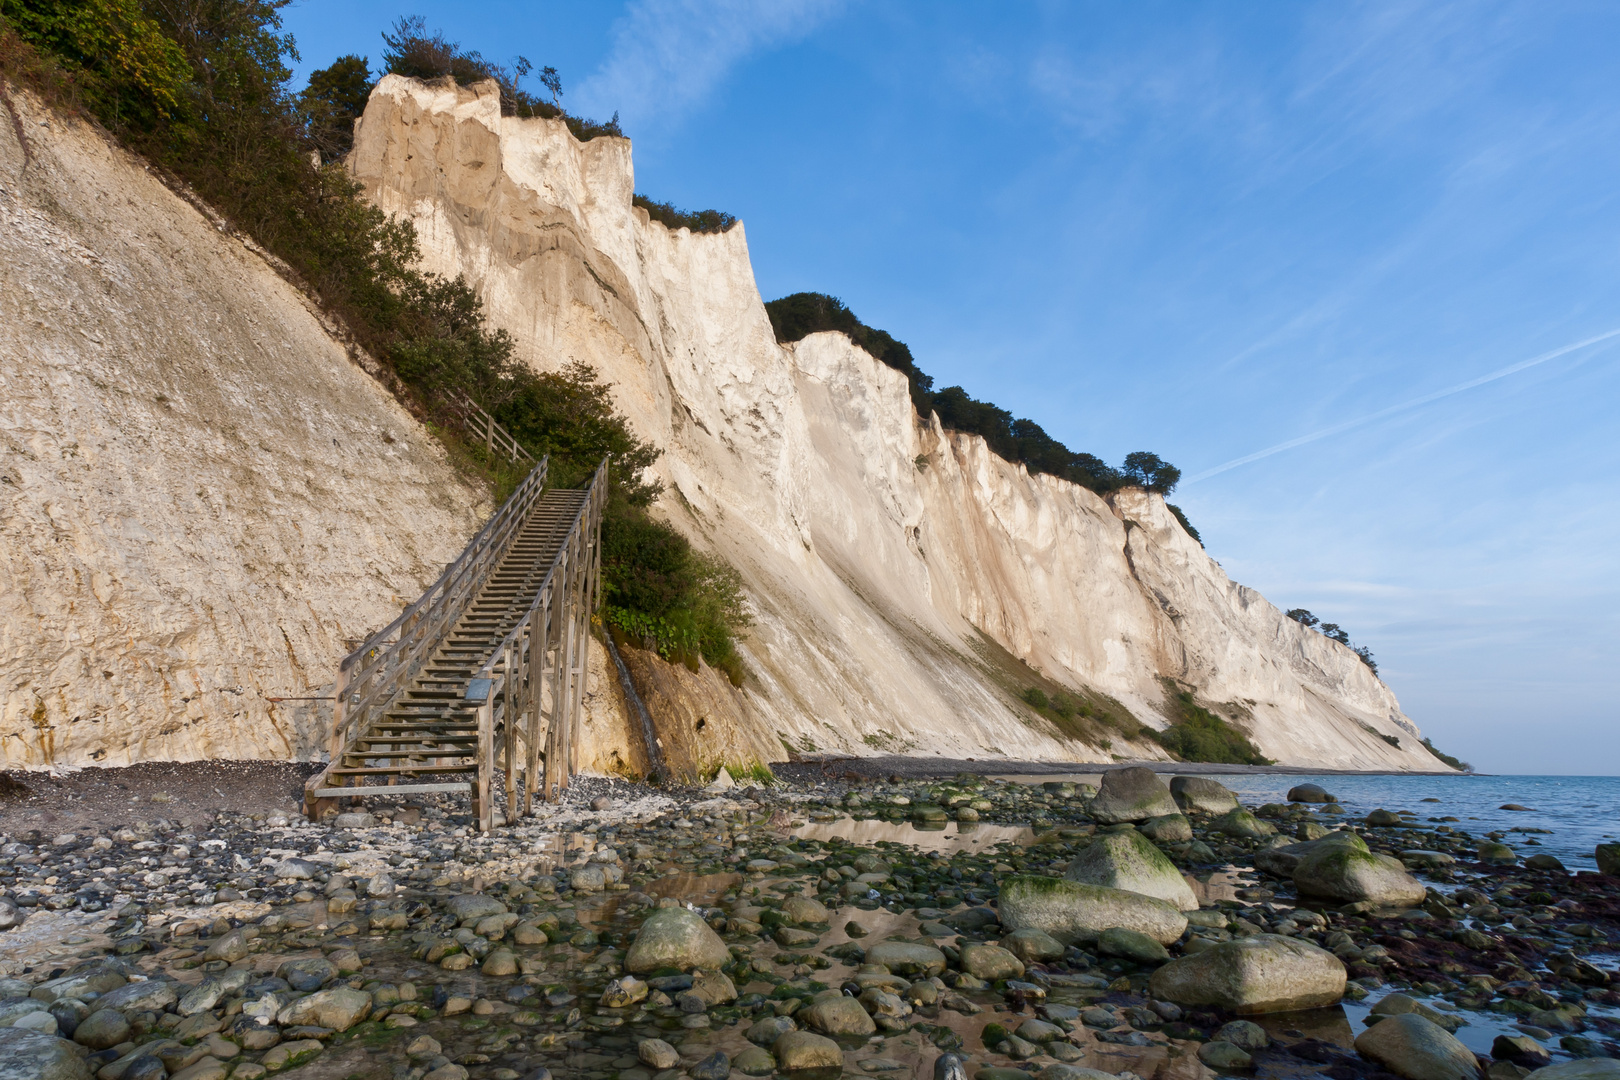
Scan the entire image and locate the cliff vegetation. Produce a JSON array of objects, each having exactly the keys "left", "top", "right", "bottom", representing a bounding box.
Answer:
[
  {"left": 766, "top": 292, "right": 1202, "bottom": 543},
  {"left": 0, "top": 0, "right": 749, "bottom": 674}
]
